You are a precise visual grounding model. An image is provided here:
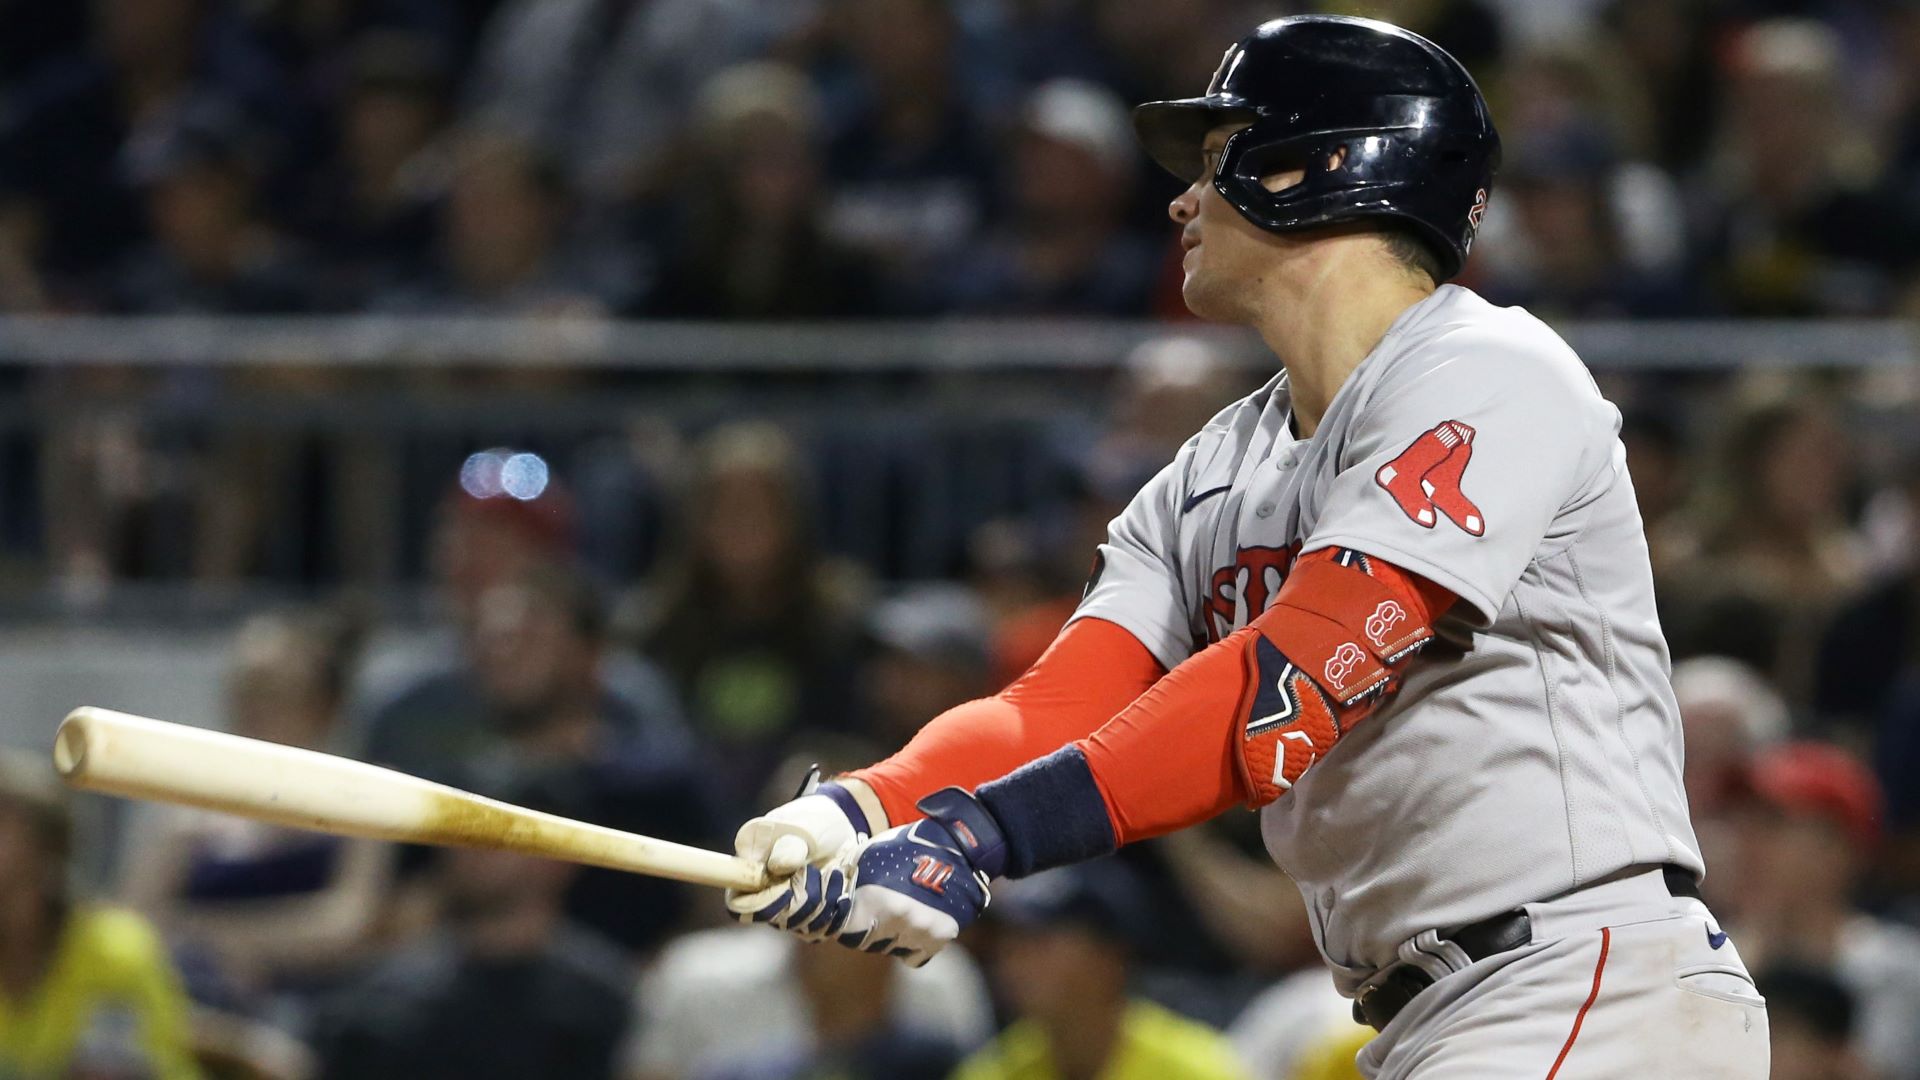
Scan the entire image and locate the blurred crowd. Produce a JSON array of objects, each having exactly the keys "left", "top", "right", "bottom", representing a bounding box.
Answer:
[
  {"left": 5, "top": 0, "right": 1920, "bottom": 1079},
  {"left": 0, "top": 0, "right": 1919, "bottom": 322},
  {"left": 3, "top": 343, "right": 1919, "bottom": 1080}
]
